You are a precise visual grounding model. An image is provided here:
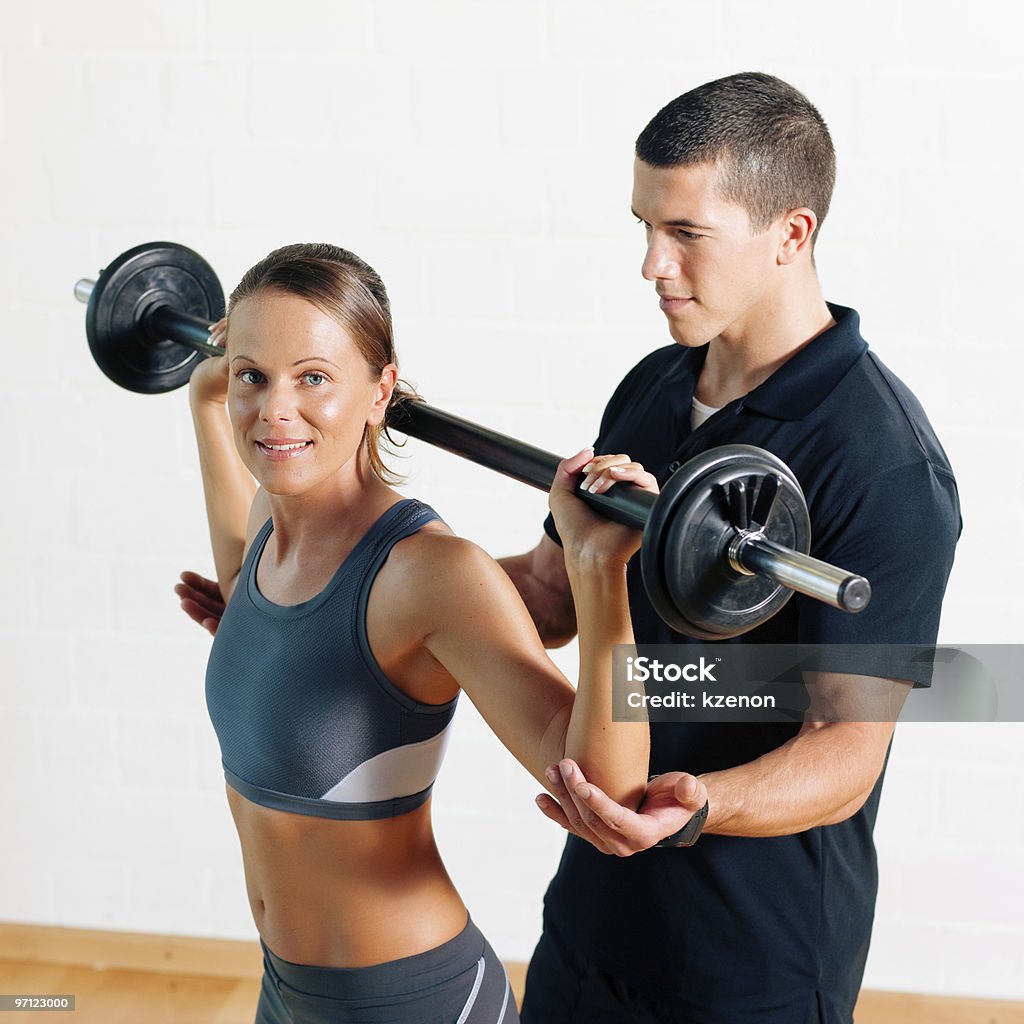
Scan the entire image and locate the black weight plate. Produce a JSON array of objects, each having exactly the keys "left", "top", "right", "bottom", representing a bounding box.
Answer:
[
  {"left": 642, "top": 446, "right": 760, "bottom": 636},
  {"left": 642, "top": 446, "right": 810, "bottom": 639},
  {"left": 663, "top": 462, "right": 809, "bottom": 638},
  {"left": 86, "top": 241, "right": 225, "bottom": 394}
]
